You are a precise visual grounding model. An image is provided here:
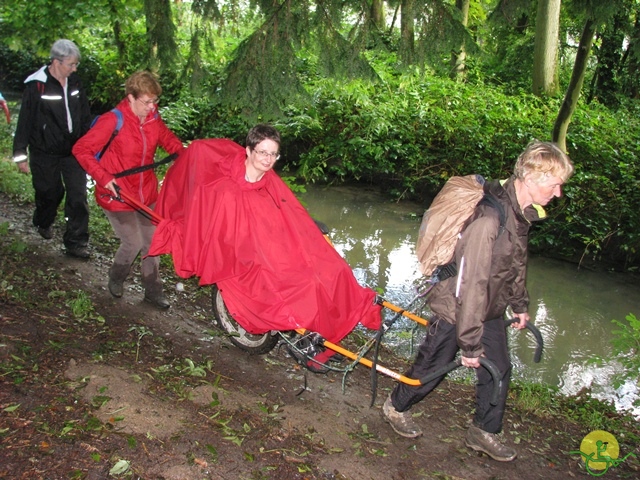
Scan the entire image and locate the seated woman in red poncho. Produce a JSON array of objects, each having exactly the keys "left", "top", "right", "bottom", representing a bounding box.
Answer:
[{"left": 149, "top": 124, "right": 381, "bottom": 372}]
